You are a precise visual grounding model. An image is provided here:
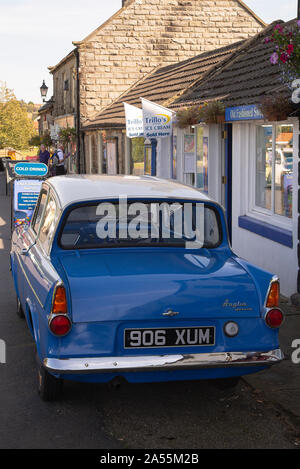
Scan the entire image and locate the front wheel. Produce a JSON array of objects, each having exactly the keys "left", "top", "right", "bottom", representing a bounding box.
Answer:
[{"left": 37, "top": 357, "right": 63, "bottom": 401}]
